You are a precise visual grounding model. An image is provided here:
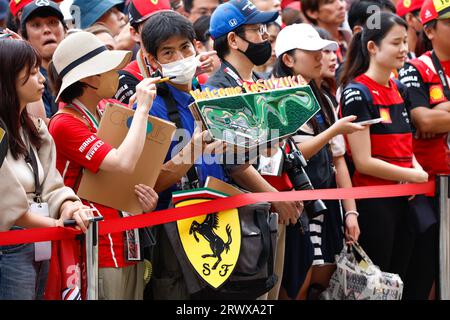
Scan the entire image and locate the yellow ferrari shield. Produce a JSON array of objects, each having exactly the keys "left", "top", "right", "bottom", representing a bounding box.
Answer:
[{"left": 176, "top": 198, "right": 241, "bottom": 289}]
